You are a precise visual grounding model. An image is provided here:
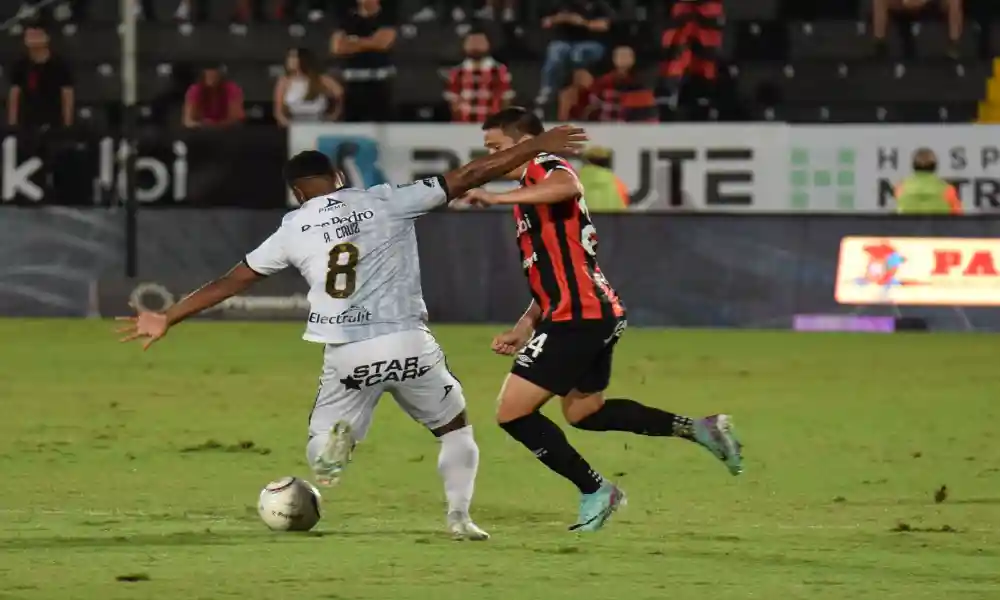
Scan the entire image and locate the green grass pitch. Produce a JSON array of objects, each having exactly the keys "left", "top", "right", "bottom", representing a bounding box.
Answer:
[{"left": 1, "top": 319, "right": 998, "bottom": 600}]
